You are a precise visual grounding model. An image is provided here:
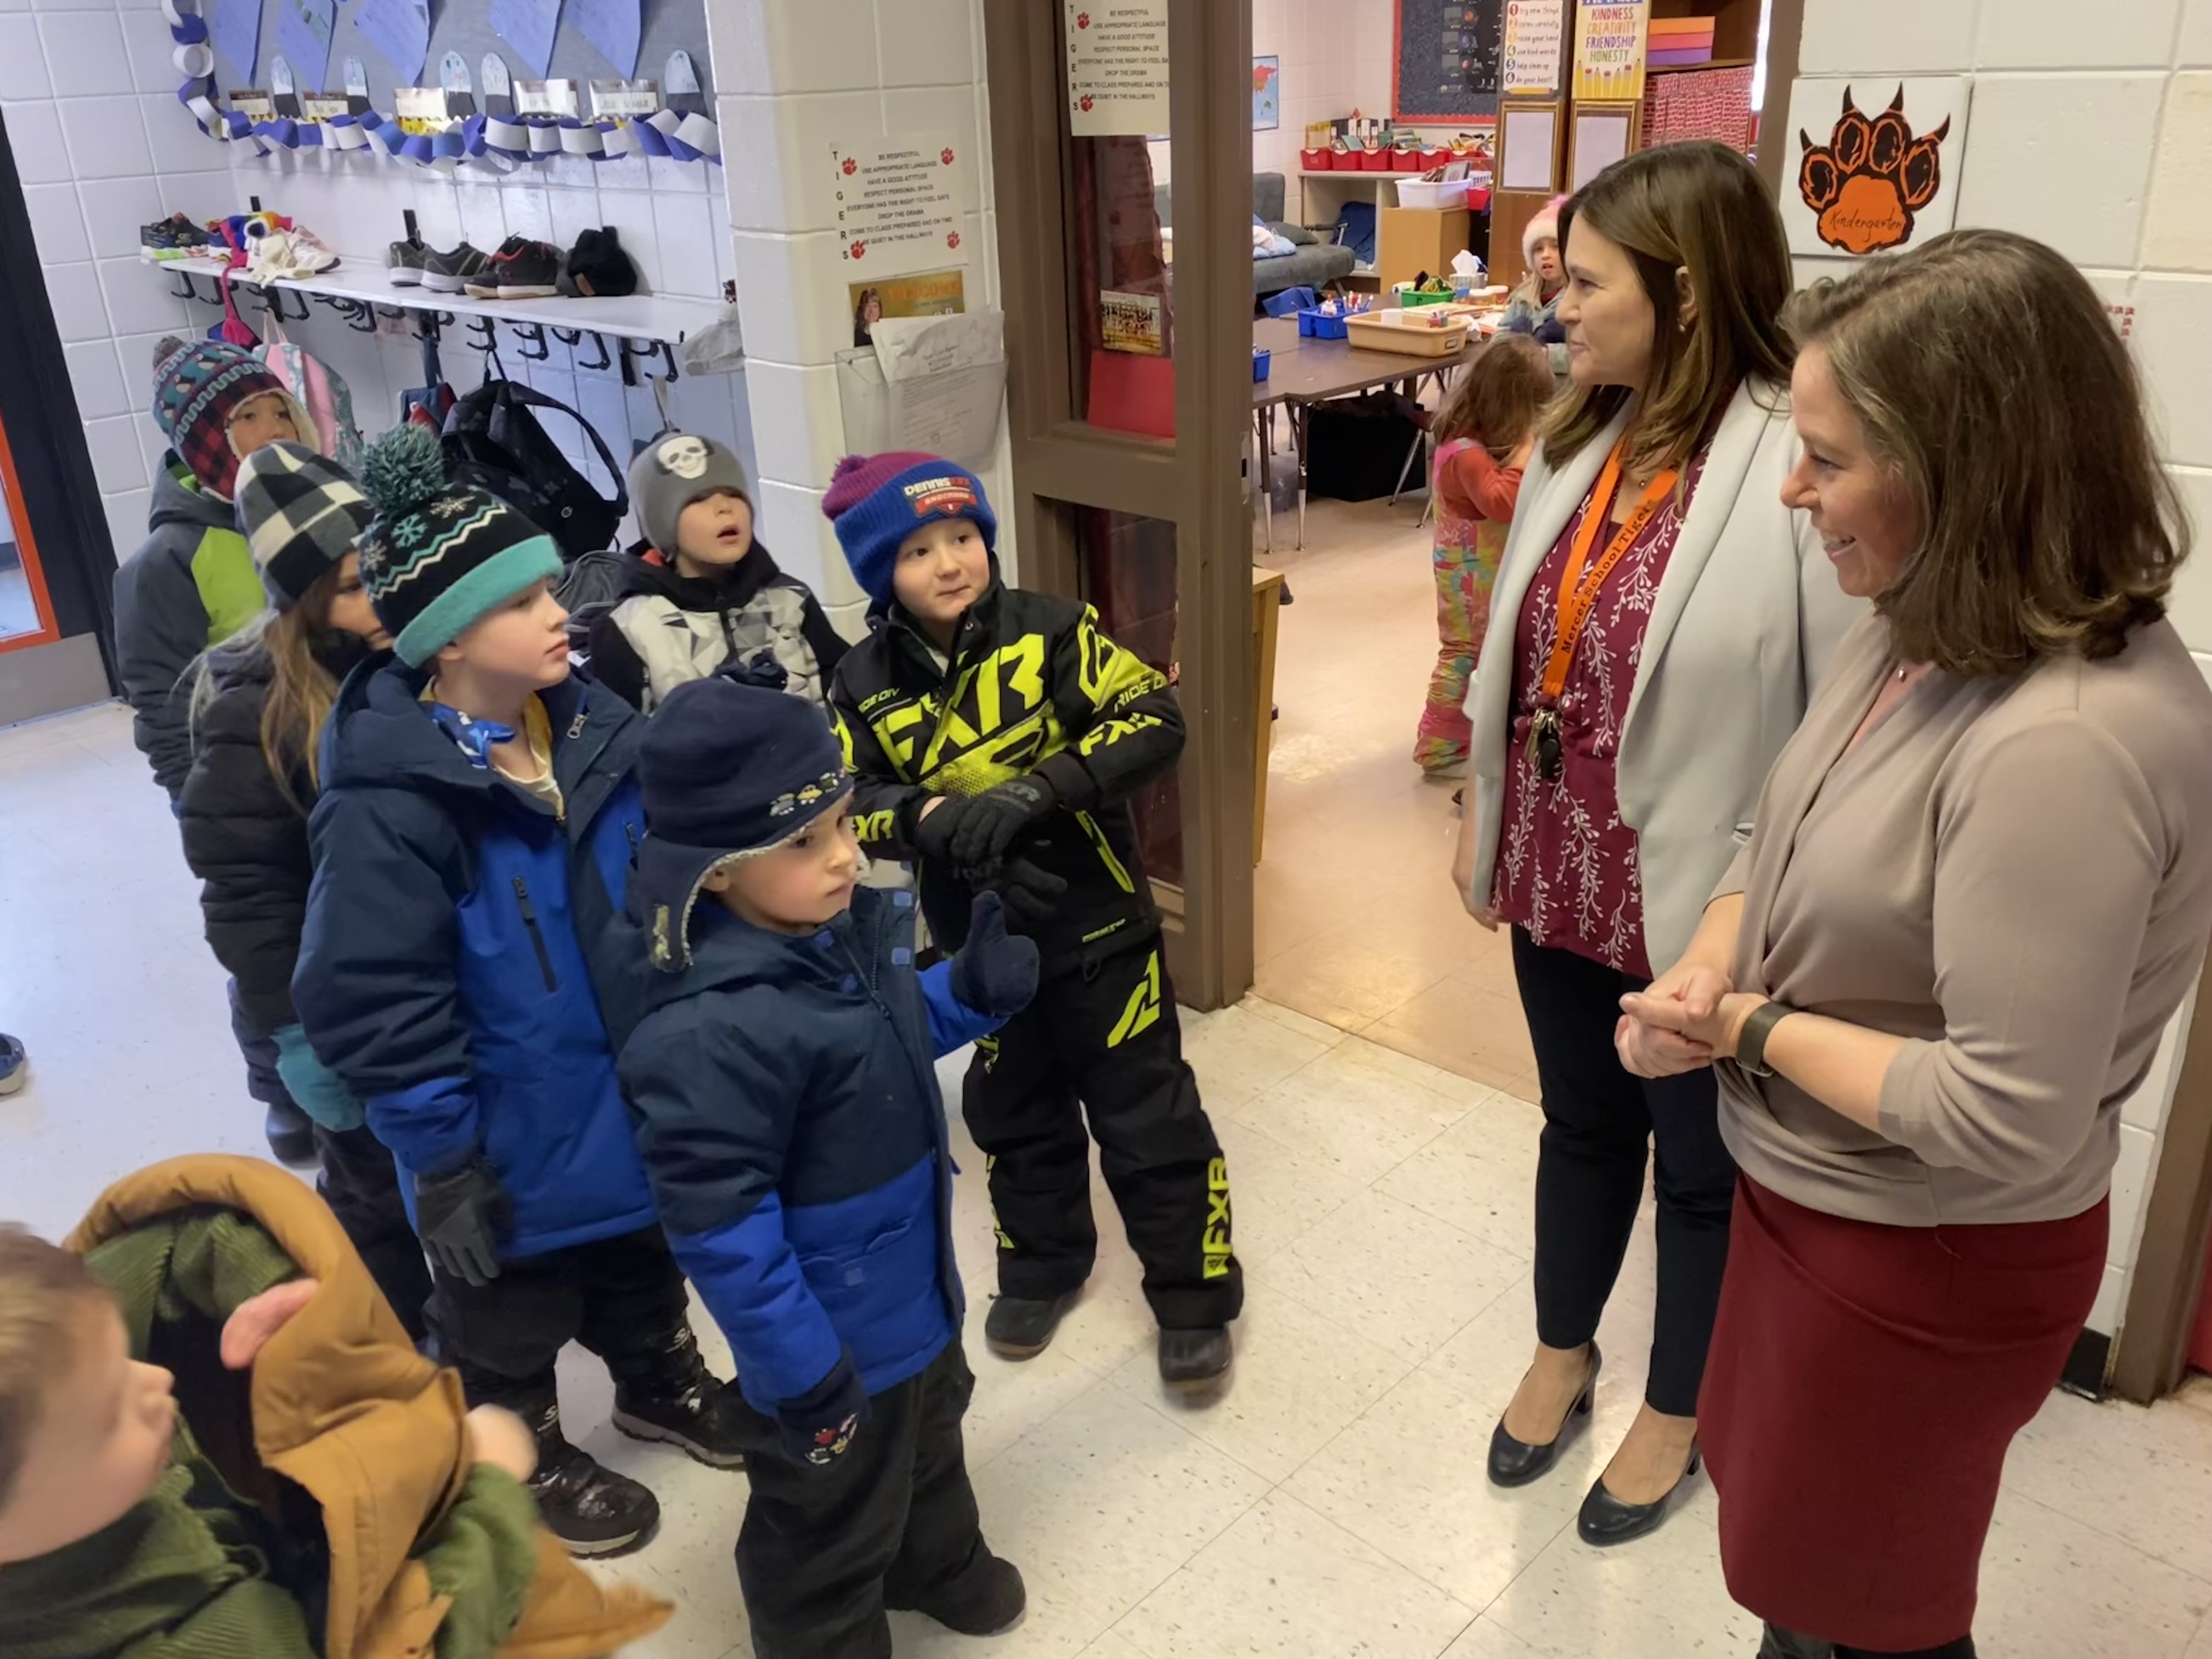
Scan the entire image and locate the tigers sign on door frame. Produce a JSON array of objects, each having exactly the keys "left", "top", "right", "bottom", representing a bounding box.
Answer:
[{"left": 1779, "top": 77, "right": 1972, "bottom": 260}]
